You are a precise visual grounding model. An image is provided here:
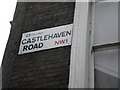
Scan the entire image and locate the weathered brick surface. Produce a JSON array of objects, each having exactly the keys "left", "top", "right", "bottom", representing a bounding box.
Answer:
[{"left": 2, "top": 2, "right": 75, "bottom": 88}]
